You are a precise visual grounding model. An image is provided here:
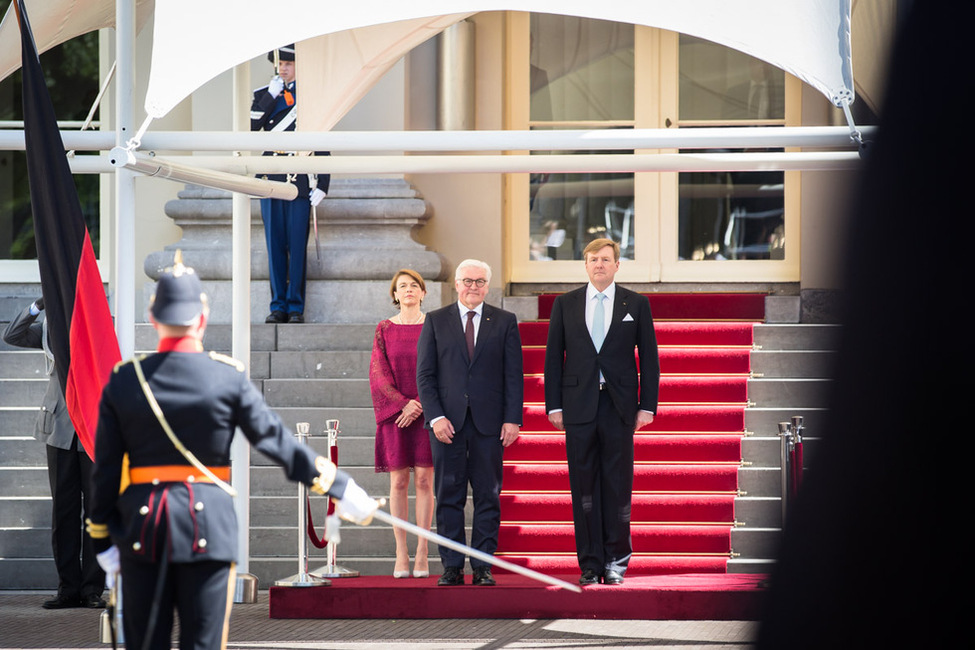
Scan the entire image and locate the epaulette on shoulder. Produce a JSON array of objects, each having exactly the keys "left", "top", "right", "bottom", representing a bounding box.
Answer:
[
  {"left": 209, "top": 351, "right": 245, "bottom": 372},
  {"left": 113, "top": 354, "right": 147, "bottom": 373}
]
